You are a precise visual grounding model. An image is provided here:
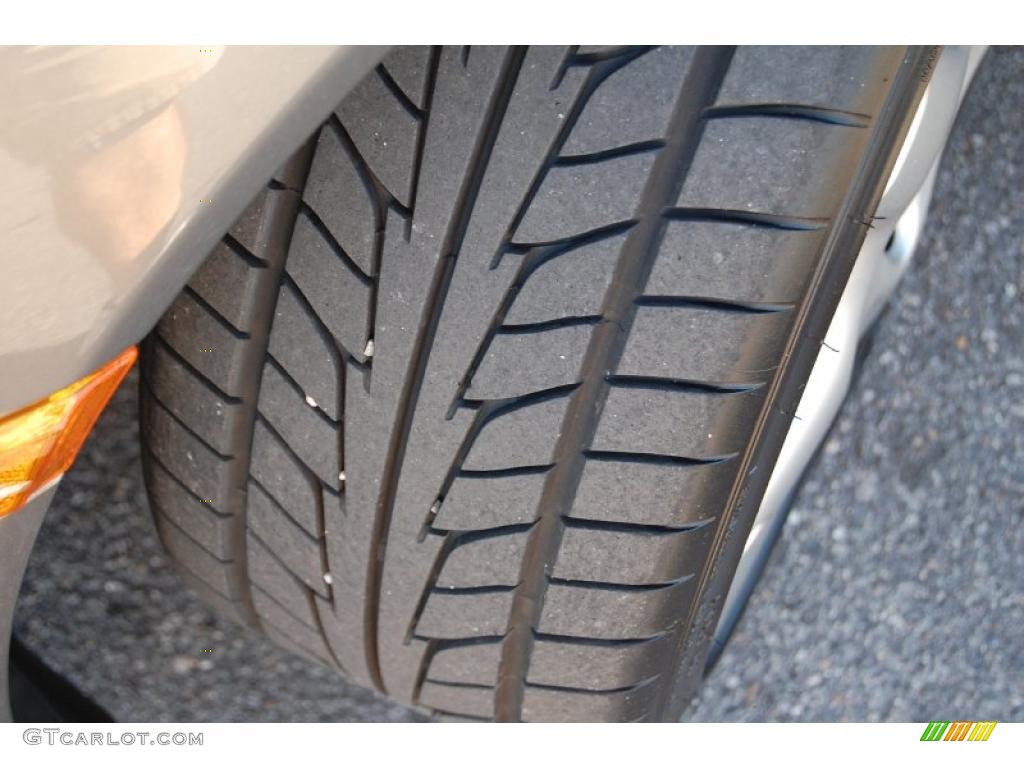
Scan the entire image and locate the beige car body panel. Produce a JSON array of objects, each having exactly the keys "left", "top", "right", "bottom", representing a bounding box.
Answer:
[{"left": 0, "top": 45, "right": 387, "bottom": 415}]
